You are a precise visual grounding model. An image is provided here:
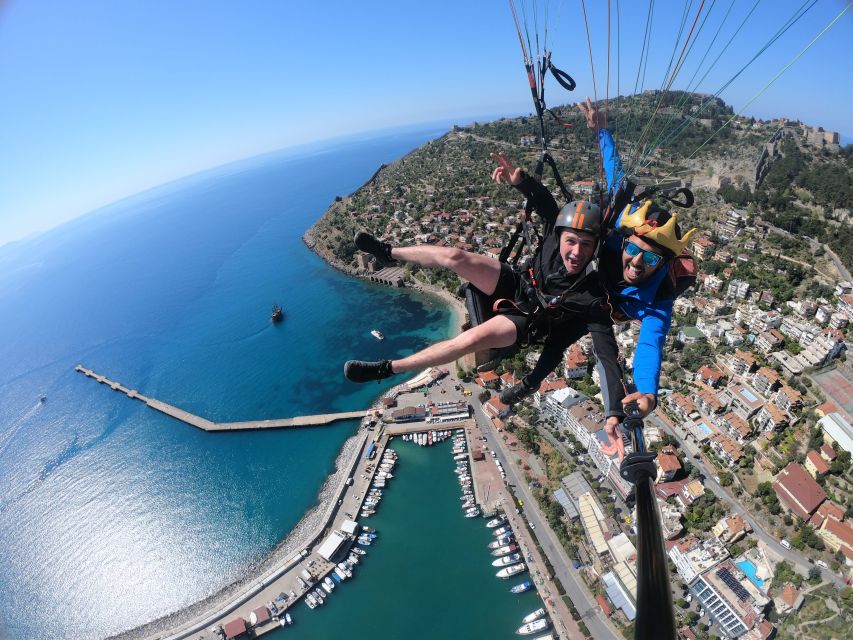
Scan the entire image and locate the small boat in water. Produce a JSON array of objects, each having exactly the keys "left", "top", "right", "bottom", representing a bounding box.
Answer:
[
  {"left": 496, "top": 563, "right": 527, "bottom": 578},
  {"left": 305, "top": 593, "right": 317, "bottom": 609},
  {"left": 351, "top": 547, "right": 366, "bottom": 556},
  {"left": 285, "top": 613, "right": 293, "bottom": 625},
  {"left": 516, "top": 619, "right": 549, "bottom": 636},
  {"left": 510, "top": 580, "right": 533, "bottom": 594},
  {"left": 334, "top": 566, "right": 348, "bottom": 581},
  {"left": 486, "top": 515, "right": 507, "bottom": 528},
  {"left": 521, "top": 608, "right": 546, "bottom": 624},
  {"left": 371, "top": 329, "right": 385, "bottom": 340},
  {"left": 492, "top": 526, "right": 511, "bottom": 537}
]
